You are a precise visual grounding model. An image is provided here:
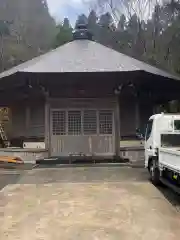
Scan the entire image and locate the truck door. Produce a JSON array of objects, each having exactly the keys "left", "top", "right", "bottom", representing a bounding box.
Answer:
[{"left": 145, "top": 119, "right": 154, "bottom": 167}]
